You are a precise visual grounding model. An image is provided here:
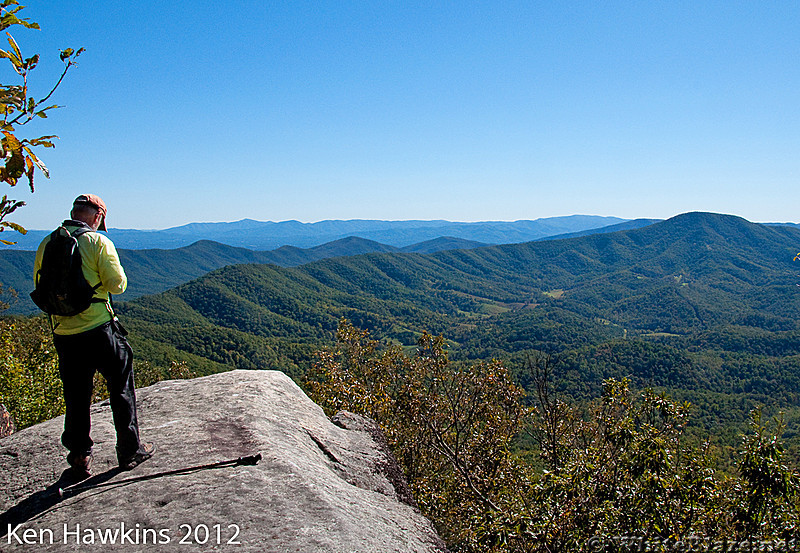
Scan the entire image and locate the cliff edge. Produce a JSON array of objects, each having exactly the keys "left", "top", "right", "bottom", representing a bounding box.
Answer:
[{"left": 0, "top": 369, "right": 447, "bottom": 552}]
